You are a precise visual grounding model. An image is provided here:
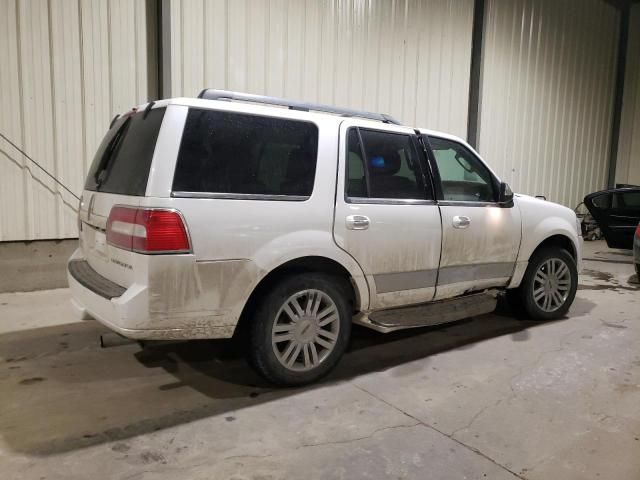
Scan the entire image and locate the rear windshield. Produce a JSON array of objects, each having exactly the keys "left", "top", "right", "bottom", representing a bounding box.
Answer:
[
  {"left": 85, "top": 107, "right": 166, "bottom": 195},
  {"left": 172, "top": 109, "right": 319, "bottom": 197}
]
